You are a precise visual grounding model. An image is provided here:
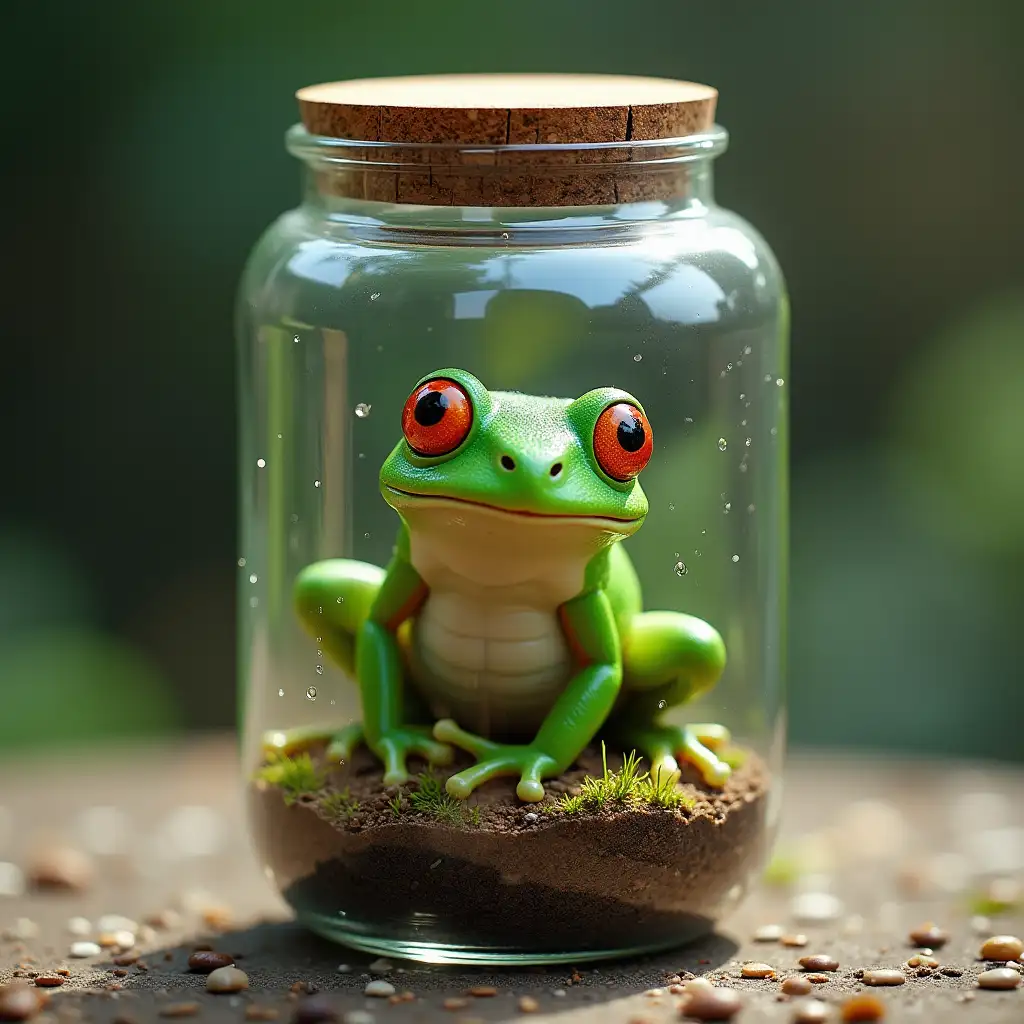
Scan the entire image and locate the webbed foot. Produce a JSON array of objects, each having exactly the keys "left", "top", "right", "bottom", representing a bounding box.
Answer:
[
  {"left": 433, "top": 719, "right": 558, "bottom": 802},
  {"left": 615, "top": 722, "right": 732, "bottom": 788}
]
